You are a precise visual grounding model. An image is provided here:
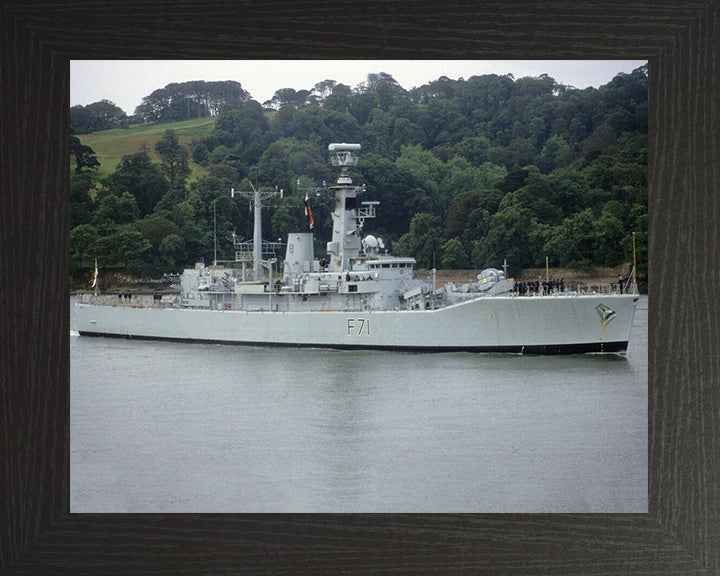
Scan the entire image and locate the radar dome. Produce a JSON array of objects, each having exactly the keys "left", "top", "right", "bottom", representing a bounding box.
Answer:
[
  {"left": 363, "top": 235, "right": 384, "bottom": 256},
  {"left": 363, "top": 235, "right": 378, "bottom": 248}
]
